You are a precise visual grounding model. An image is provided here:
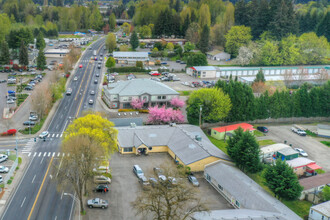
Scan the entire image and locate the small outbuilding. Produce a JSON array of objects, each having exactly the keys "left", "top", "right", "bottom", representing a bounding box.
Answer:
[
  {"left": 277, "top": 147, "right": 299, "bottom": 160},
  {"left": 309, "top": 201, "right": 330, "bottom": 220},
  {"left": 286, "top": 158, "right": 322, "bottom": 177},
  {"left": 317, "top": 124, "right": 330, "bottom": 138},
  {"left": 260, "top": 143, "right": 291, "bottom": 161},
  {"left": 211, "top": 123, "right": 255, "bottom": 140},
  {"left": 206, "top": 50, "right": 231, "bottom": 61}
]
